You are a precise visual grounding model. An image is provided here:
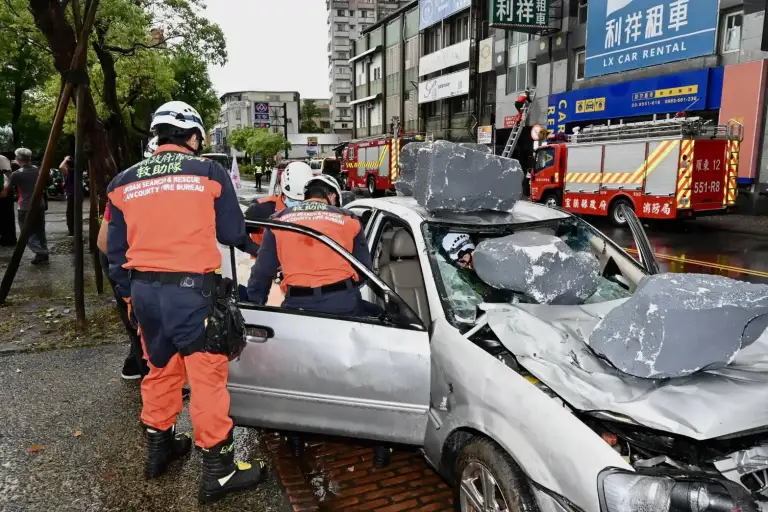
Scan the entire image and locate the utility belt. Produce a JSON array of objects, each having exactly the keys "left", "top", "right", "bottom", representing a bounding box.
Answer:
[
  {"left": 285, "top": 278, "right": 354, "bottom": 298},
  {"left": 130, "top": 270, "right": 246, "bottom": 361}
]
